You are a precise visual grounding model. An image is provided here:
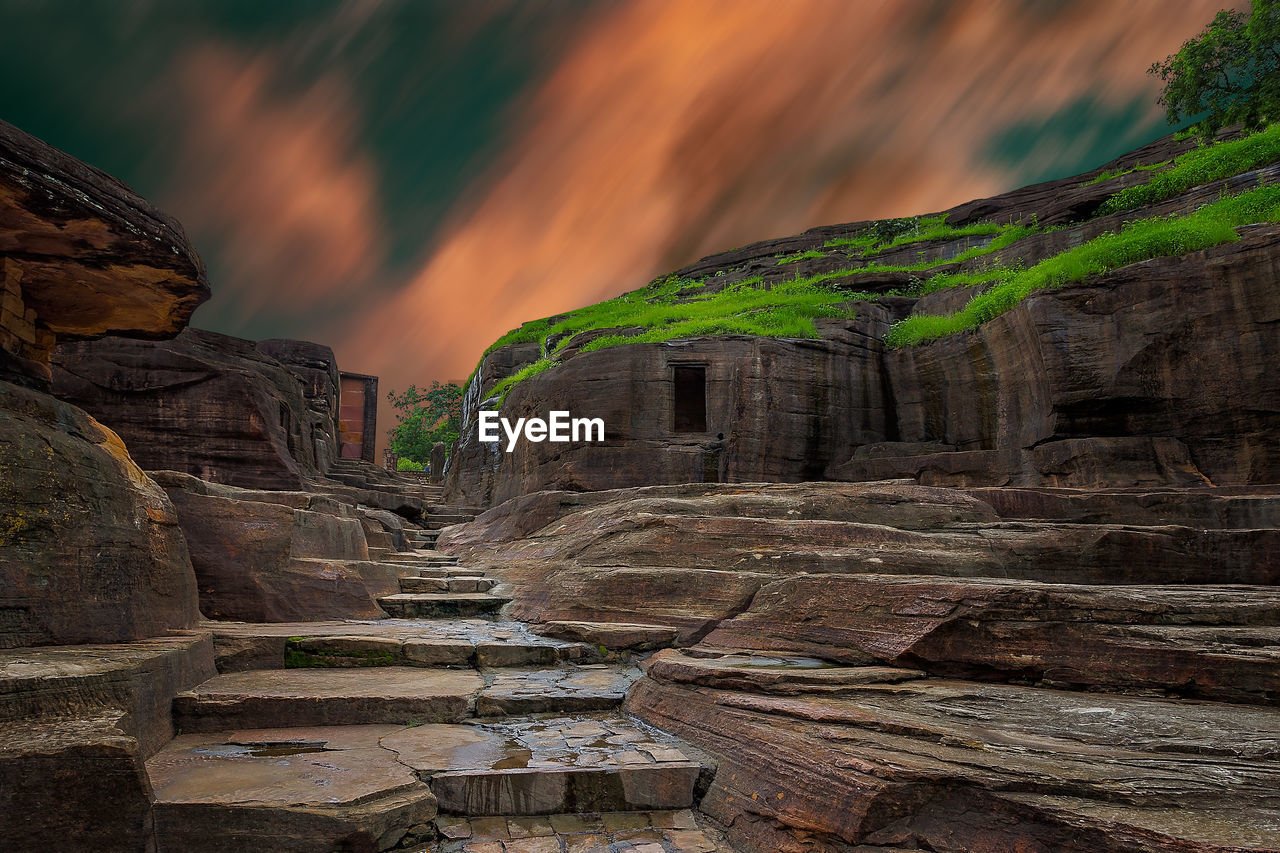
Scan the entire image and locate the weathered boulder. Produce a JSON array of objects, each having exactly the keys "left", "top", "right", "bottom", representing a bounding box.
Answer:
[
  {"left": 0, "top": 119, "right": 208, "bottom": 375},
  {"left": 153, "top": 471, "right": 397, "bottom": 622},
  {"left": 699, "top": 574, "right": 1280, "bottom": 704},
  {"left": 628, "top": 669, "right": 1280, "bottom": 853},
  {"left": 0, "top": 634, "right": 217, "bottom": 852},
  {"left": 0, "top": 381, "right": 201, "bottom": 647},
  {"left": 53, "top": 328, "right": 342, "bottom": 490}
]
